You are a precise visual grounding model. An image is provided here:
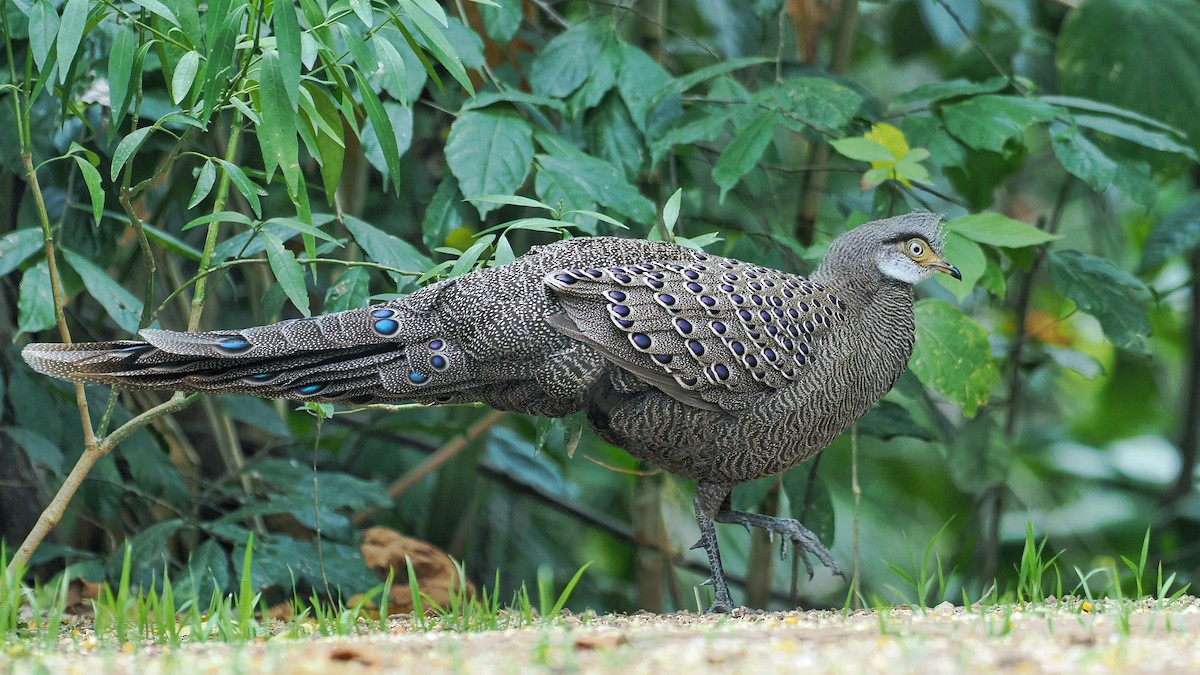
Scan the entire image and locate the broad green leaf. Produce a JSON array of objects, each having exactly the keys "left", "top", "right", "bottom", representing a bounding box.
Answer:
[
  {"left": 941, "top": 95, "right": 1062, "bottom": 152},
  {"left": 946, "top": 213, "right": 1061, "bottom": 248},
  {"left": 936, "top": 231, "right": 986, "bottom": 301},
  {"left": 62, "top": 249, "right": 144, "bottom": 333},
  {"left": 469, "top": 194, "right": 552, "bottom": 210},
  {"left": 70, "top": 155, "right": 104, "bottom": 225},
  {"left": 534, "top": 163, "right": 595, "bottom": 216},
  {"left": 446, "top": 110, "right": 534, "bottom": 218},
  {"left": 272, "top": 0, "right": 301, "bottom": 109},
  {"left": 2, "top": 427, "right": 63, "bottom": 474},
  {"left": 647, "top": 55, "right": 772, "bottom": 114},
  {"left": 343, "top": 216, "right": 432, "bottom": 275},
  {"left": 164, "top": 0, "right": 202, "bottom": 47},
  {"left": 910, "top": 299, "right": 997, "bottom": 417},
  {"left": 890, "top": 76, "right": 1008, "bottom": 108},
  {"left": 258, "top": 50, "right": 301, "bottom": 196},
  {"left": 462, "top": 90, "right": 566, "bottom": 113},
  {"left": 1048, "top": 250, "right": 1151, "bottom": 351},
  {"left": 616, "top": 42, "right": 677, "bottom": 132},
  {"left": 570, "top": 40, "right": 618, "bottom": 115},
  {"left": 479, "top": 0, "right": 520, "bottom": 43},
  {"left": 347, "top": 0, "right": 372, "bottom": 26},
  {"left": 649, "top": 107, "right": 735, "bottom": 166},
  {"left": 110, "top": 126, "right": 155, "bottom": 181},
  {"left": 214, "top": 159, "right": 263, "bottom": 216},
  {"left": 712, "top": 110, "right": 777, "bottom": 201},
  {"left": 16, "top": 261, "right": 54, "bottom": 336},
  {"left": 182, "top": 210, "right": 254, "bottom": 231},
  {"left": 55, "top": 0, "right": 87, "bottom": 85},
  {"left": 262, "top": 217, "right": 340, "bottom": 244},
  {"left": 305, "top": 85, "right": 345, "bottom": 205},
  {"left": 410, "top": 0, "right": 448, "bottom": 27},
  {"left": 947, "top": 414, "right": 1012, "bottom": 493},
  {"left": 353, "top": 69, "right": 403, "bottom": 194},
  {"left": 529, "top": 18, "right": 611, "bottom": 98},
  {"left": 324, "top": 266, "right": 370, "bottom": 313},
  {"left": 535, "top": 147, "right": 655, "bottom": 224},
  {"left": 771, "top": 77, "right": 863, "bottom": 133},
  {"left": 1038, "top": 95, "right": 1182, "bottom": 135},
  {"left": 1049, "top": 120, "right": 1118, "bottom": 193},
  {"left": 421, "top": 177, "right": 467, "bottom": 252},
  {"left": 170, "top": 50, "right": 200, "bottom": 105},
  {"left": 1140, "top": 195, "right": 1200, "bottom": 272},
  {"left": 141, "top": 223, "right": 204, "bottom": 261},
  {"left": 29, "top": 0, "right": 58, "bottom": 72},
  {"left": 188, "top": 160, "right": 216, "bottom": 209},
  {"left": 448, "top": 235, "right": 495, "bottom": 277},
  {"left": 0, "top": 229, "right": 44, "bottom": 276},
  {"left": 1056, "top": 0, "right": 1200, "bottom": 156},
  {"left": 585, "top": 93, "right": 643, "bottom": 180},
  {"left": 262, "top": 233, "right": 310, "bottom": 317},
  {"left": 831, "top": 138, "right": 895, "bottom": 163},
  {"left": 1074, "top": 114, "right": 1196, "bottom": 160}
]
